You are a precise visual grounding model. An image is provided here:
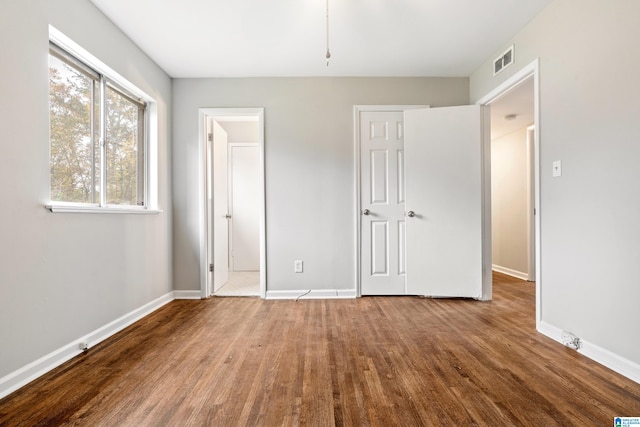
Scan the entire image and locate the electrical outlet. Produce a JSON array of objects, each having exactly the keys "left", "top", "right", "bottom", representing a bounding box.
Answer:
[{"left": 294, "top": 260, "right": 303, "bottom": 273}]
